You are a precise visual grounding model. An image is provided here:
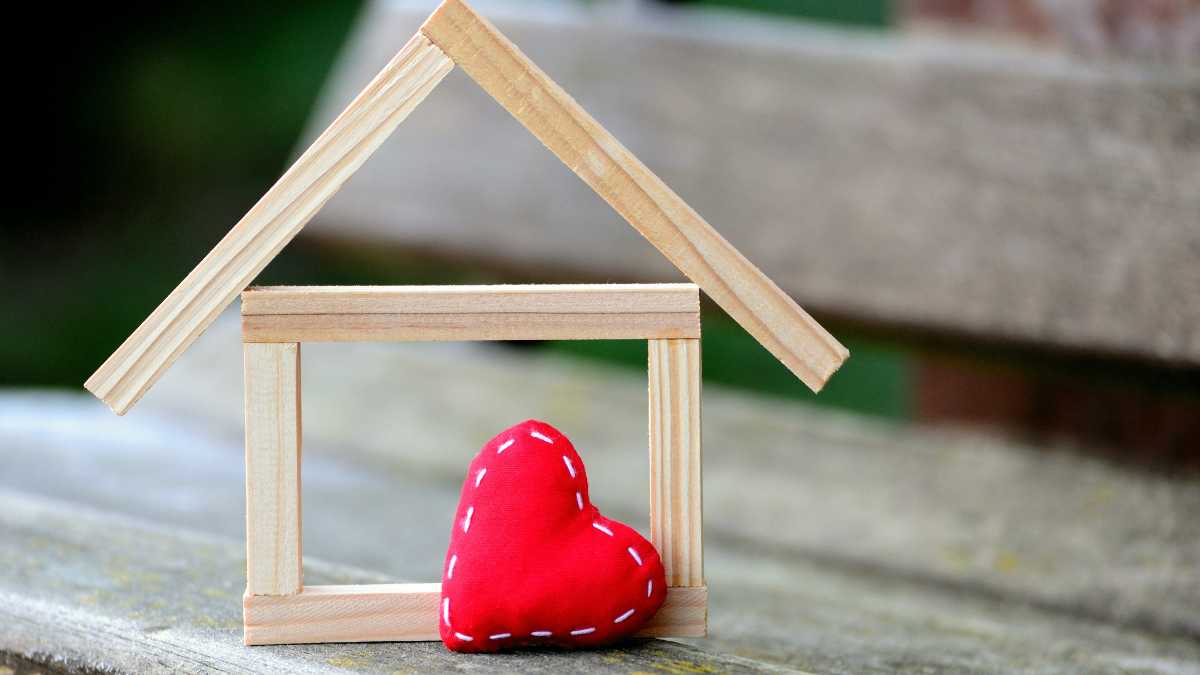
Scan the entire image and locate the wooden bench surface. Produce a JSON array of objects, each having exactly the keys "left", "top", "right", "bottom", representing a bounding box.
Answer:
[{"left": 2, "top": 310, "right": 1198, "bottom": 673}]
